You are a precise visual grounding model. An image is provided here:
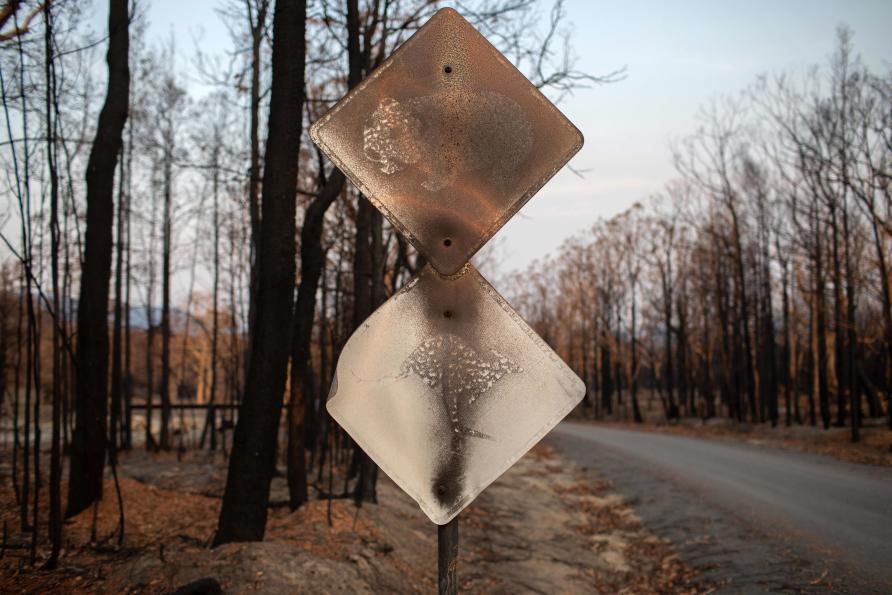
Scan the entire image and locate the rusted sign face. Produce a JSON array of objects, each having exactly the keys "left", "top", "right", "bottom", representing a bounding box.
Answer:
[
  {"left": 326, "top": 265, "right": 585, "bottom": 525},
  {"left": 310, "top": 8, "right": 583, "bottom": 275}
]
